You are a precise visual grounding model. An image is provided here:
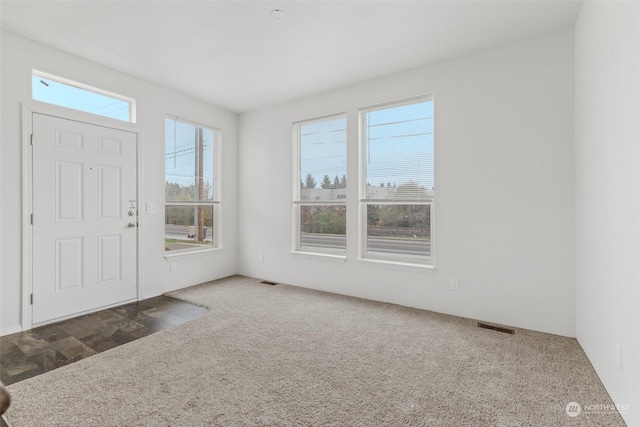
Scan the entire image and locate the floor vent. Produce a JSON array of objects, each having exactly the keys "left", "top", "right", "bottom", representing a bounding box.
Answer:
[
  {"left": 260, "top": 280, "right": 278, "bottom": 286},
  {"left": 477, "top": 322, "right": 515, "bottom": 335}
]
